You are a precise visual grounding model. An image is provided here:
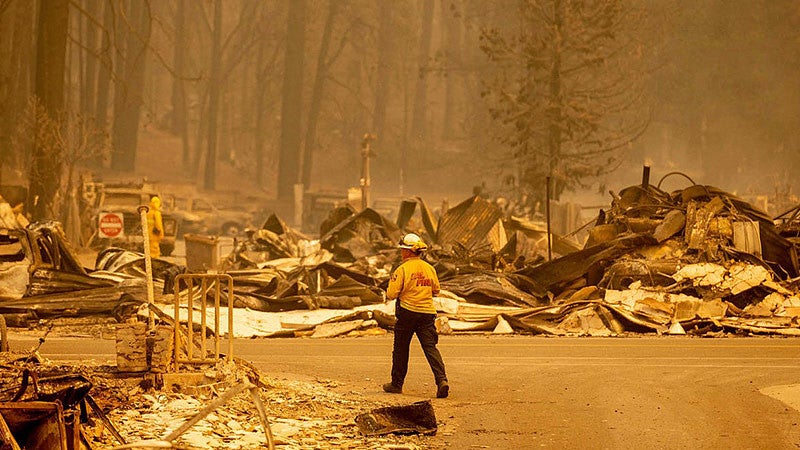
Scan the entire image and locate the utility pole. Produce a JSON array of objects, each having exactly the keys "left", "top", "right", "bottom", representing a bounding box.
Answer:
[{"left": 360, "top": 134, "right": 376, "bottom": 210}]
